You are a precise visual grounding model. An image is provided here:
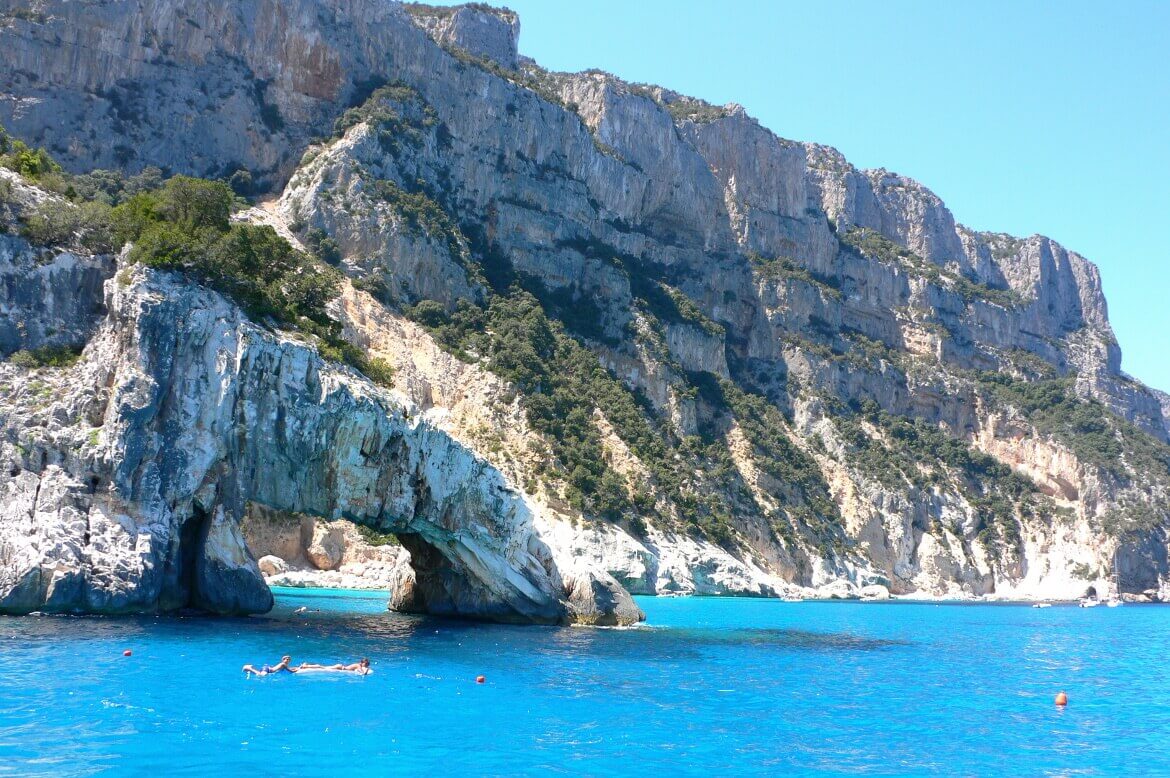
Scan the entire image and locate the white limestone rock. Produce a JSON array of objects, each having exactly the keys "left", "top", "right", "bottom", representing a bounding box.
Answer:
[
  {"left": 0, "top": 266, "right": 641, "bottom": 624},
  {"left": 306, "top": 523, "right": 345, "bottom": 572},
  {"left": 257, "top": 555, "right": 288, "bottom": 576}
]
